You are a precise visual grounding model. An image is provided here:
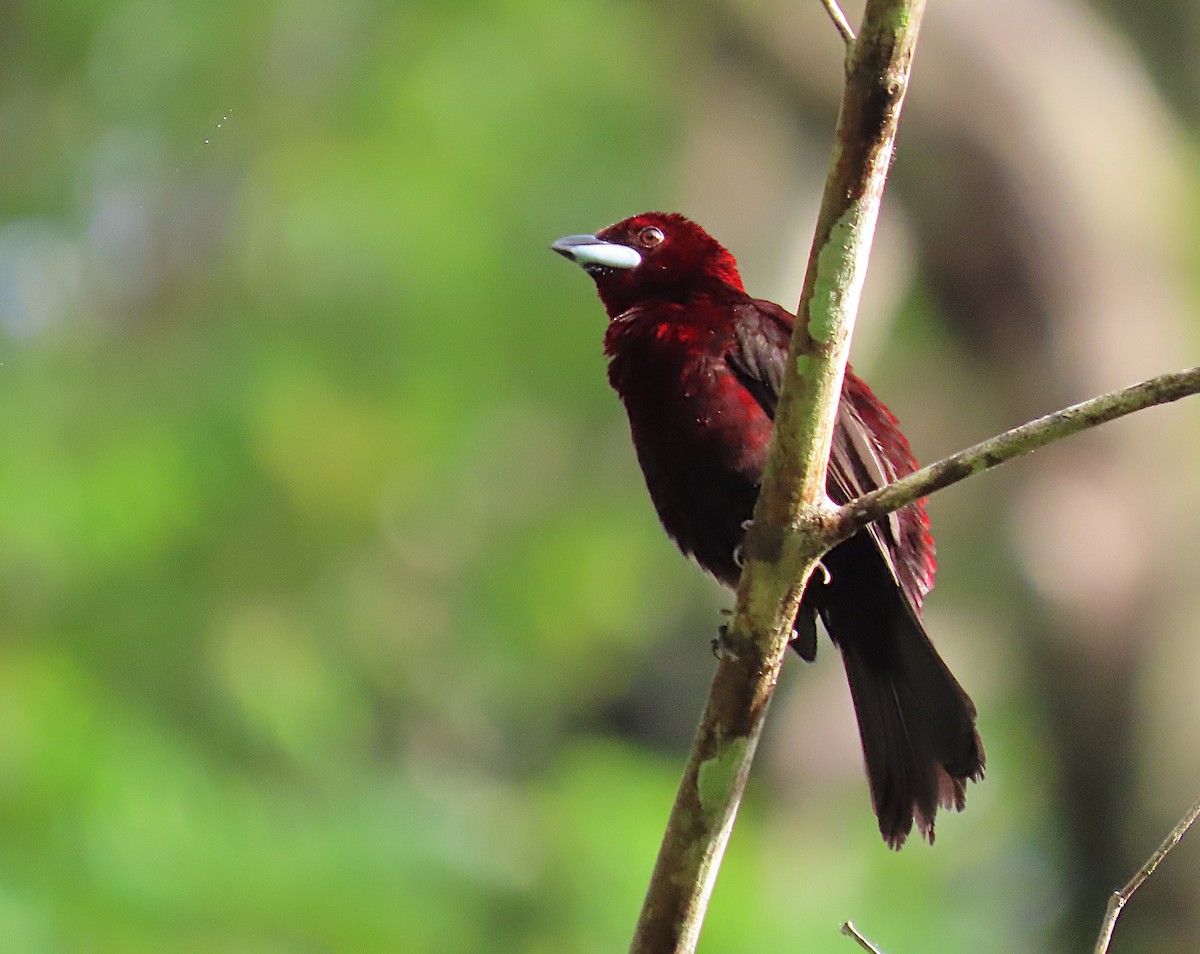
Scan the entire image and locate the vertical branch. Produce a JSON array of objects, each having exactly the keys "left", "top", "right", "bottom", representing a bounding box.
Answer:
[{"left": 627, "top": 3, "right": 927, "bottom": 953}]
